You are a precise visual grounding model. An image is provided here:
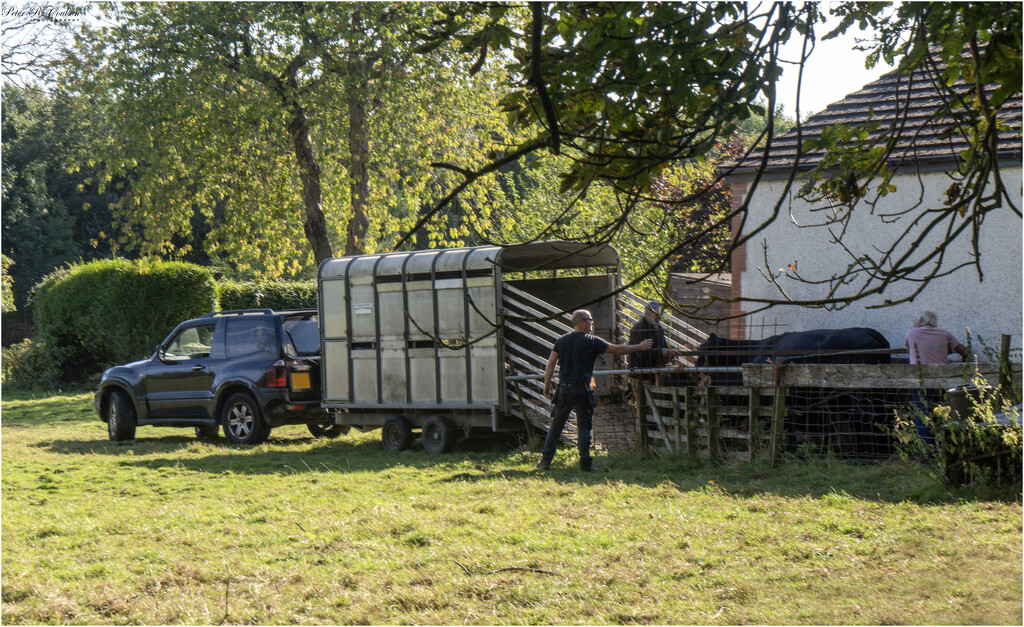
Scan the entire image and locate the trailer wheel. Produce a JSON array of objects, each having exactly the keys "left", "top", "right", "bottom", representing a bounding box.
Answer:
[
  {"left": 422, "top": 415, "right": 456, "bottom": 454},
  {"left": 382, "top": 415, "right": 412, "bottom": 451}
]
